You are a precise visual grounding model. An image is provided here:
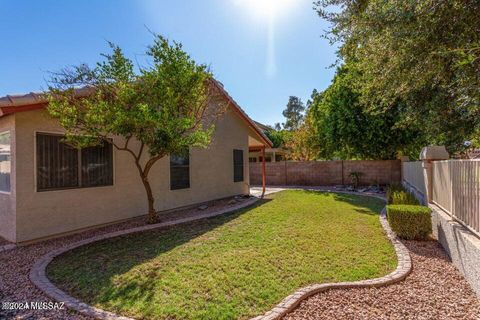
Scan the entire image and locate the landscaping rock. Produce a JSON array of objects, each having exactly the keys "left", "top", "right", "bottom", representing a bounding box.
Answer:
[
  {"left": 198, "top": 205, "right": 208, "bottom": 210},
  {"left": 283, "top": 240, "right": 480, "bottom": 320}
]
